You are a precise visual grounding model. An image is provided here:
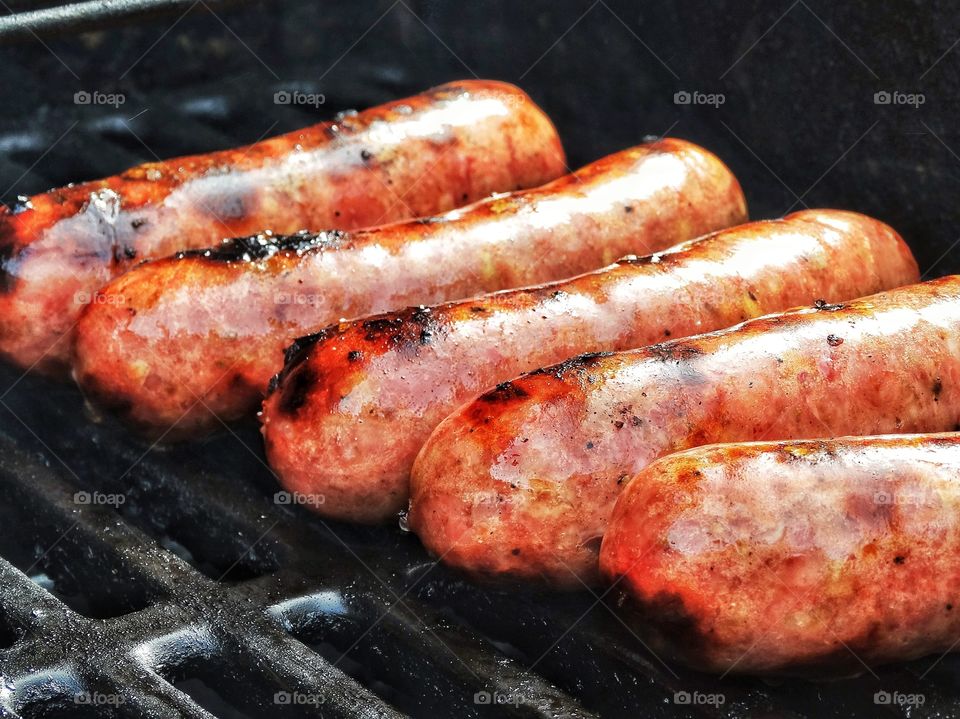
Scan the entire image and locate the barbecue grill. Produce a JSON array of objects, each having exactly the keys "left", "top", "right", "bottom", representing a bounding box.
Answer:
[{"left": 2, "top": 1, "right": 960, "bottom": 717}]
